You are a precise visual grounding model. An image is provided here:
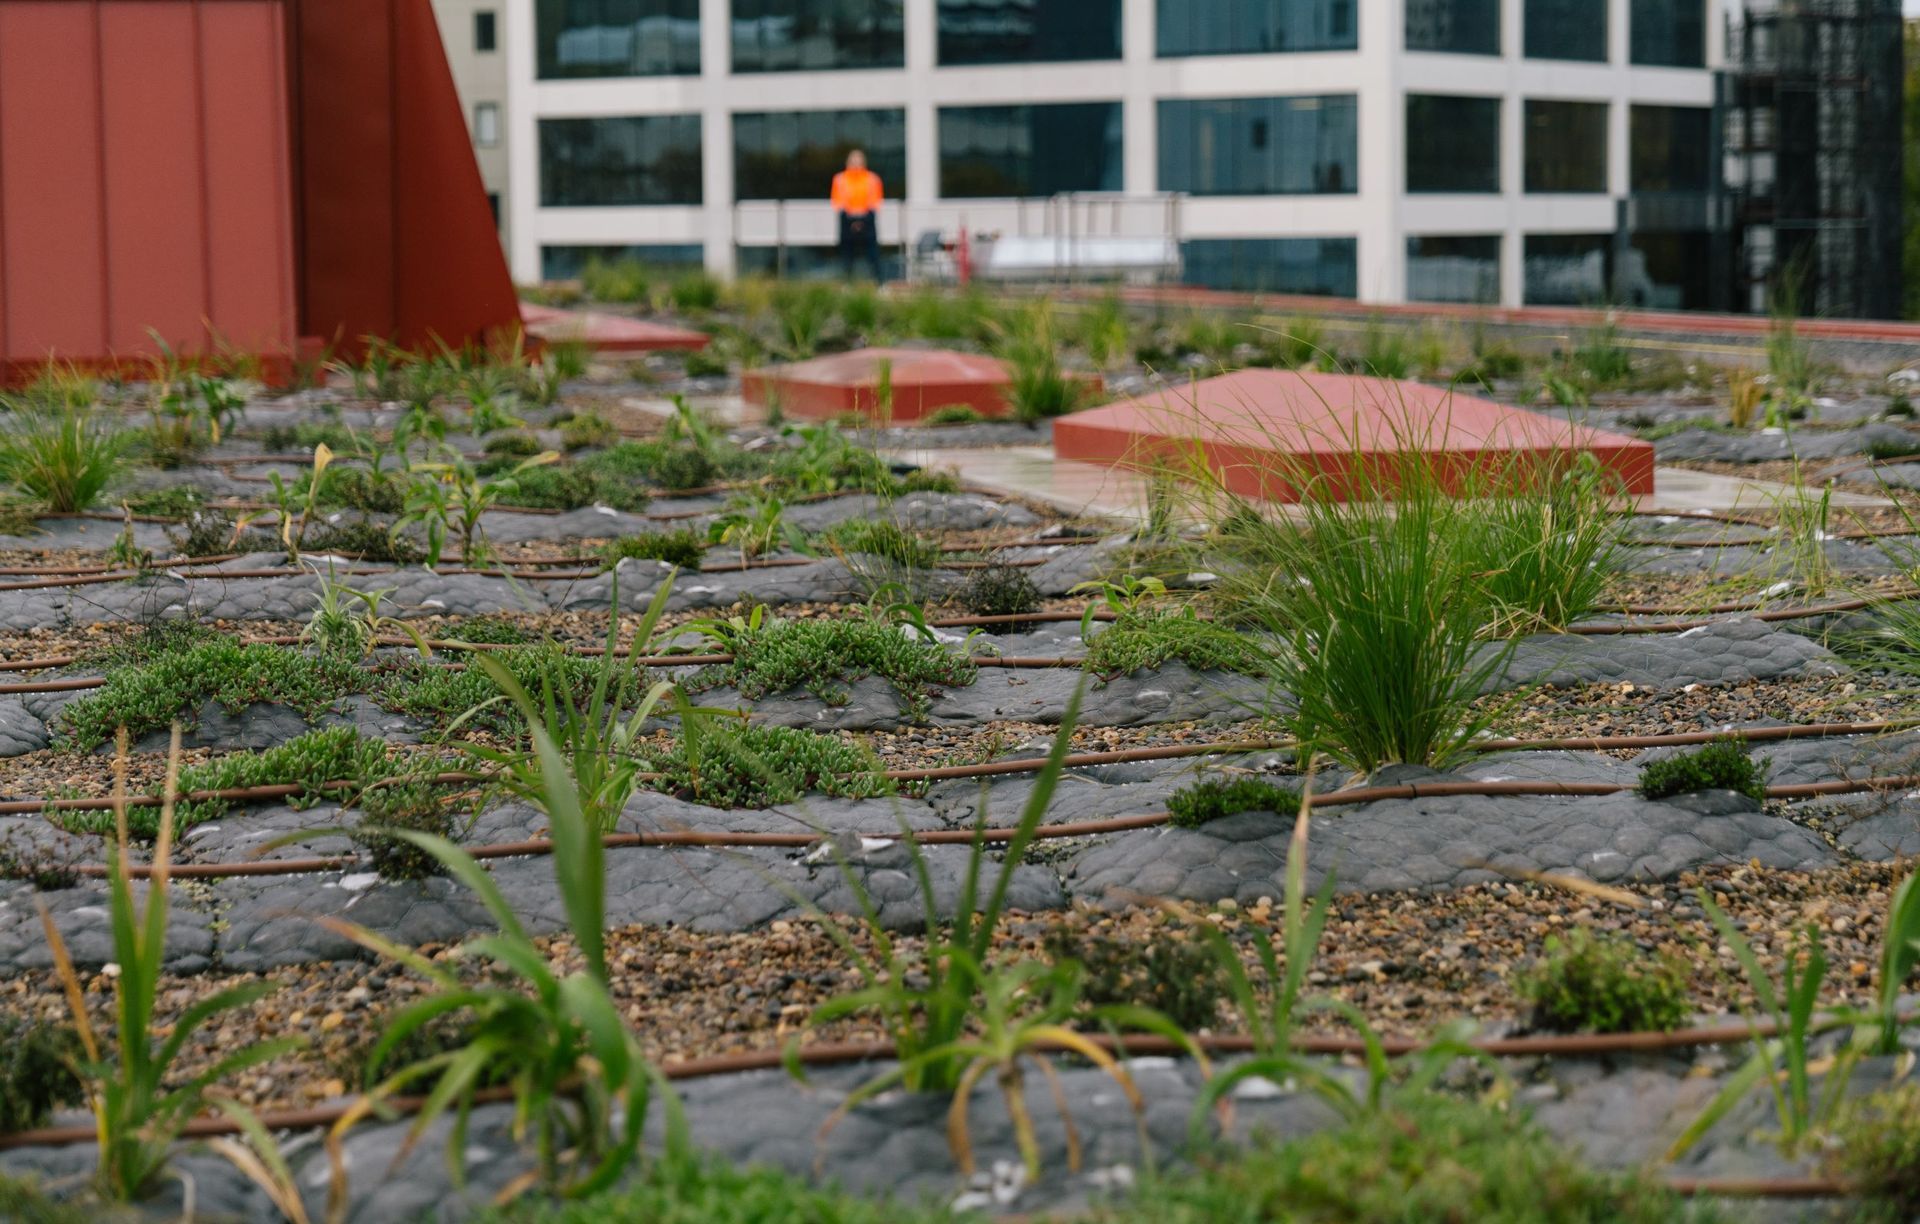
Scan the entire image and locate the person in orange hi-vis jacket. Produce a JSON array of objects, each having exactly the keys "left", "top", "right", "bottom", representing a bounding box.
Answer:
[{"left": 831, "top": 149, "right": 885, "bottom": 282}]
